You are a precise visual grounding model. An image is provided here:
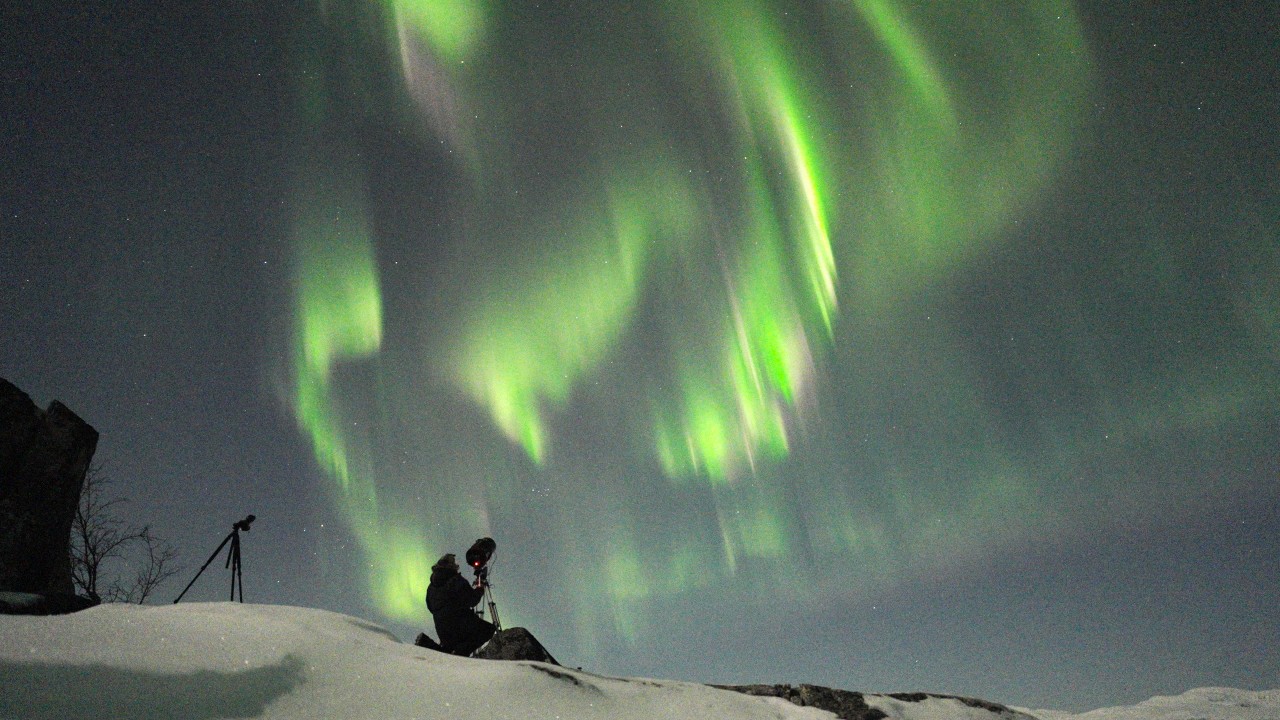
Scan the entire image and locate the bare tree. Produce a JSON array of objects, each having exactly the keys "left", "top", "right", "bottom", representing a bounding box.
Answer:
[
  {"left": 69, "top": 464, "right": 181, "bottom": 603},
  {"left": 127, "top": 526, "right": 181, "bottom": 603}
]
